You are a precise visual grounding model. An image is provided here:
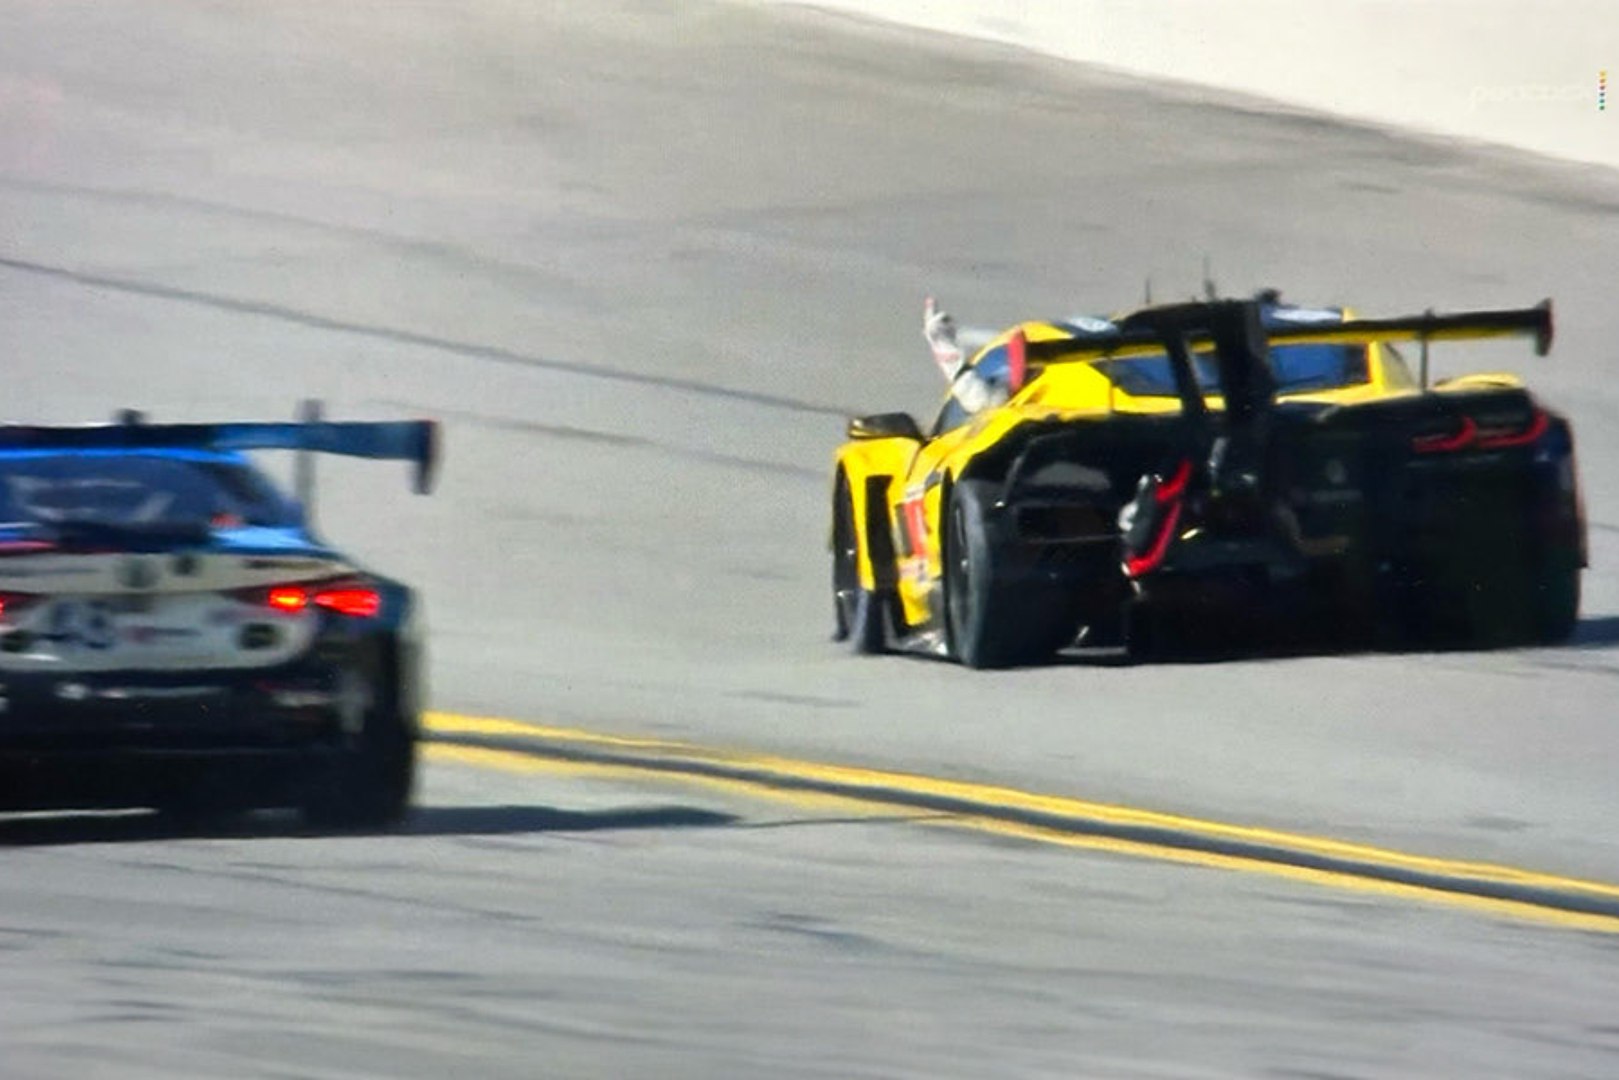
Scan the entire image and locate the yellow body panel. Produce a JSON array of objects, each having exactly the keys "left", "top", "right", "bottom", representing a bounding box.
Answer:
[{"left": 831, "top": 435, "right": 918, "bottom": 590}]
